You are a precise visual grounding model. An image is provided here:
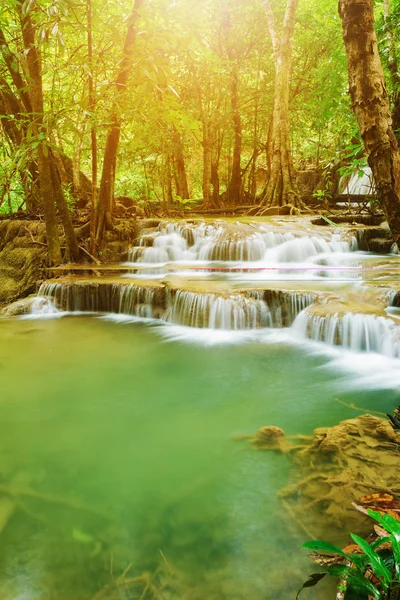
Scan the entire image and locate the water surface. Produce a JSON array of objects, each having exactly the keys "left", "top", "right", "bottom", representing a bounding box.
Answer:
[{"left": 0, "top": 316, "right": 397, "bottom": 600}]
